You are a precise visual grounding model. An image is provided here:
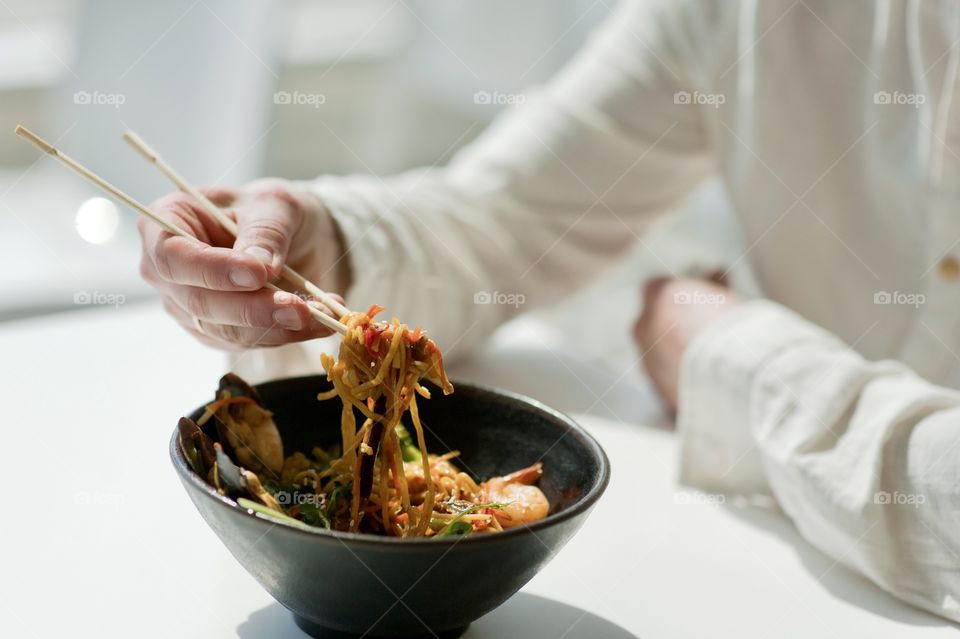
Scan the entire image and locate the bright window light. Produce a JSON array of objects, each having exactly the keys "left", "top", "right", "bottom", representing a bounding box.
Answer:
[{"left": 75, "top": 197, "right": 119, "bottom": 245}]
